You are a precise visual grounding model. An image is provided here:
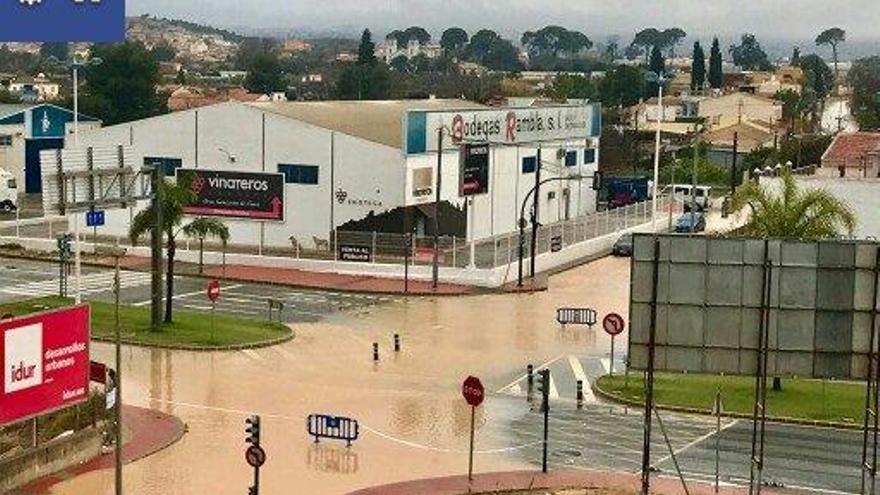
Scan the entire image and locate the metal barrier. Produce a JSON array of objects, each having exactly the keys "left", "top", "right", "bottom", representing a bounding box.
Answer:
[
  {"left": 556, "top": 307, "right": 597, "bottom": 327},
  {"left": 307, "top": 414, "right": 359, "bottom": 447}
]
